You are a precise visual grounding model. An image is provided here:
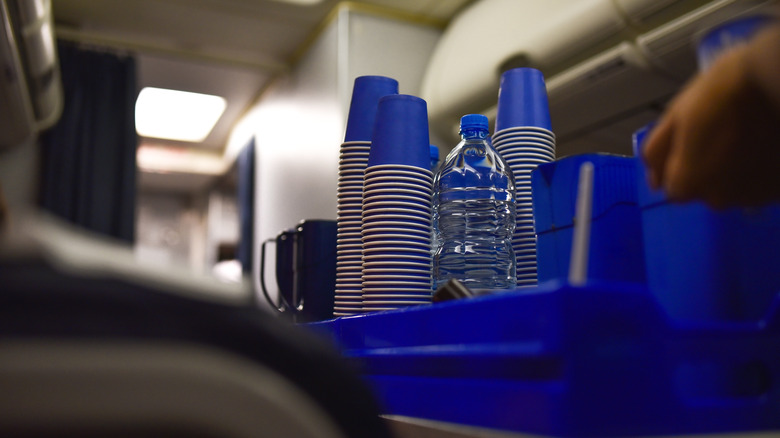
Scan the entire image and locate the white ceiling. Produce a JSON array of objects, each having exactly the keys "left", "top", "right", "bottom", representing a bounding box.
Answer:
[
  {"left": 51, "top": 0, "right": 471, "bottom": 151},
  {"left": 50, "top": 0, "right": 472, "bottom": 193}
]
